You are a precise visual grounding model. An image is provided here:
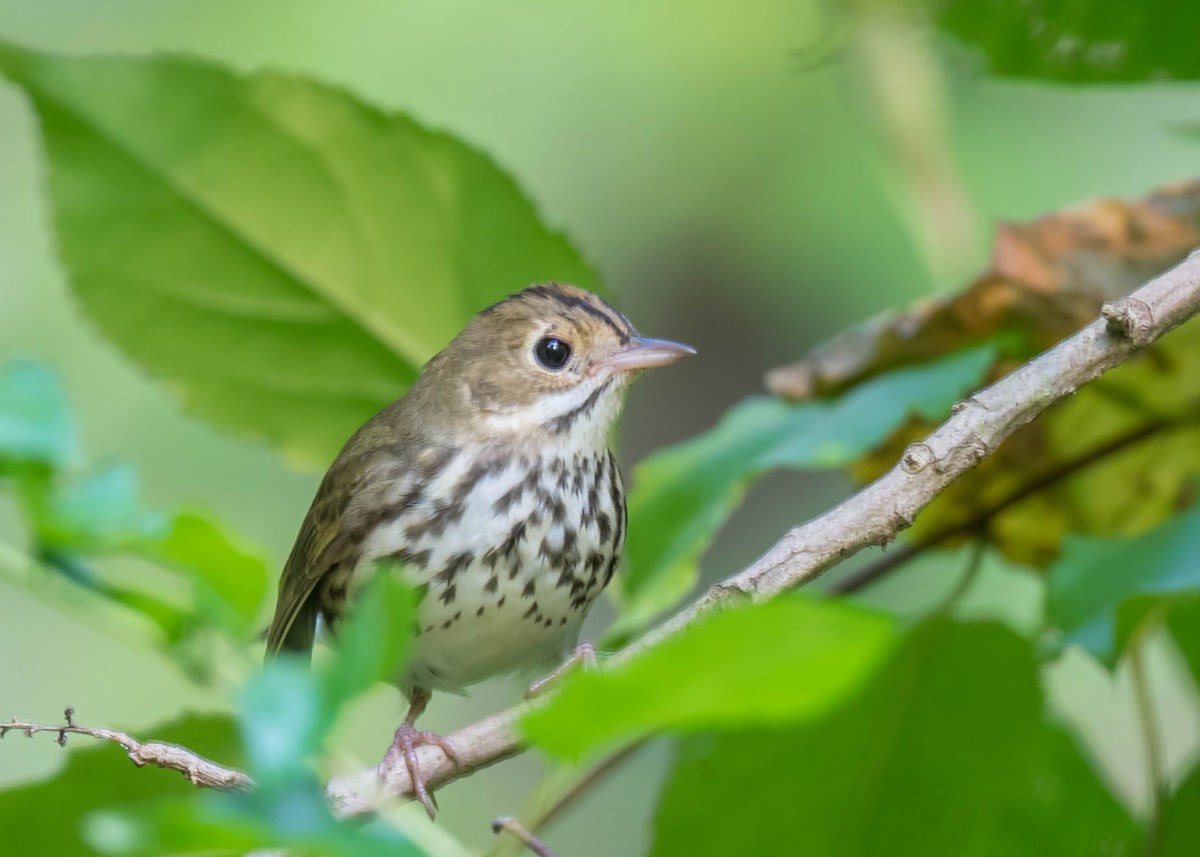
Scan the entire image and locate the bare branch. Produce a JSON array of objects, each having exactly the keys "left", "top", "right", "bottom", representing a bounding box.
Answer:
[{"left": 1, "top": 708, "right": 251, "bottom": 791}]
